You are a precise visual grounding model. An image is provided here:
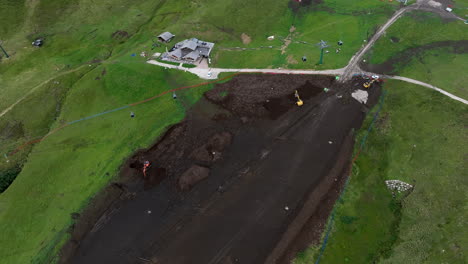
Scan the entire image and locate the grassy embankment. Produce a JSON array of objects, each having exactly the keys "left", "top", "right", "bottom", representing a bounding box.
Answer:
[
  {"left": 366, "top": 11, "right": 467, "bottom": 65},
  {"left": 214, "top": 0, "right": 398, "bottom": 69}
]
